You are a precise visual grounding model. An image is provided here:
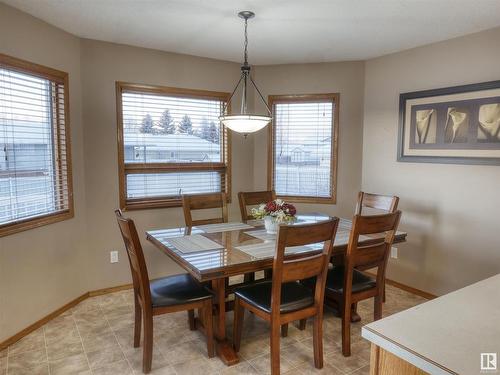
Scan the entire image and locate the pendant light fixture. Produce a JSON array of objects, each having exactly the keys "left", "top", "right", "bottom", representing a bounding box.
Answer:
[{"left": 220, "top": 11, "right": 272, "bottom": 136}]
